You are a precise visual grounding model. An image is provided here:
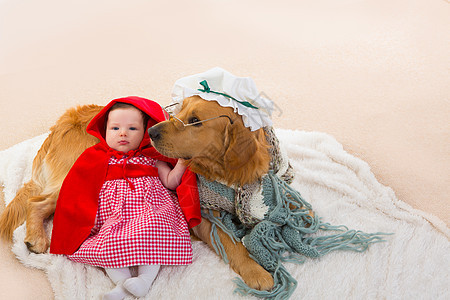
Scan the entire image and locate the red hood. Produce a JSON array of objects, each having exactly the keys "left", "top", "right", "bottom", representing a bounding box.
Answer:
[{"left": 87, "top": 96, "right": 168, "bottom": 148}]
